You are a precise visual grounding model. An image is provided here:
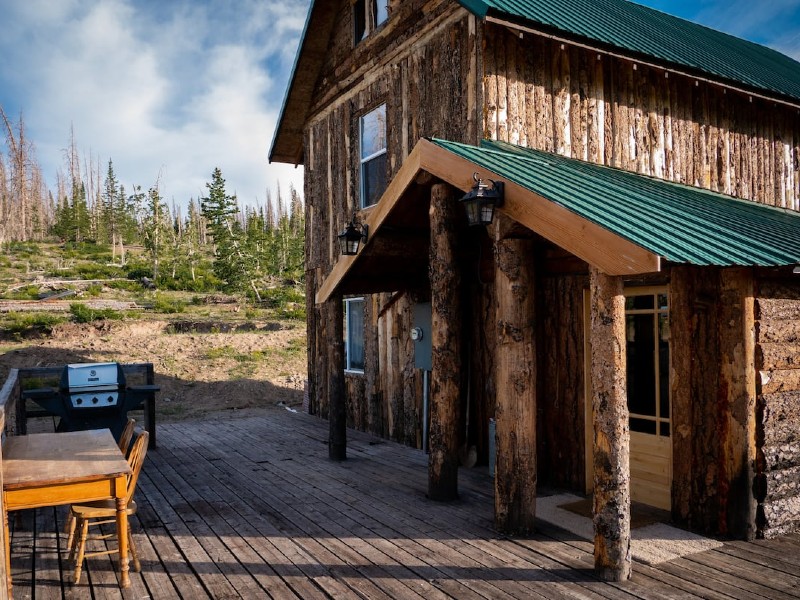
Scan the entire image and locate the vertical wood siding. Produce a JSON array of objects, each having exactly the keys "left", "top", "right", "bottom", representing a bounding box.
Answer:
[{"left": 483, "top": 26, "right": 800, "bottom": 209}]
